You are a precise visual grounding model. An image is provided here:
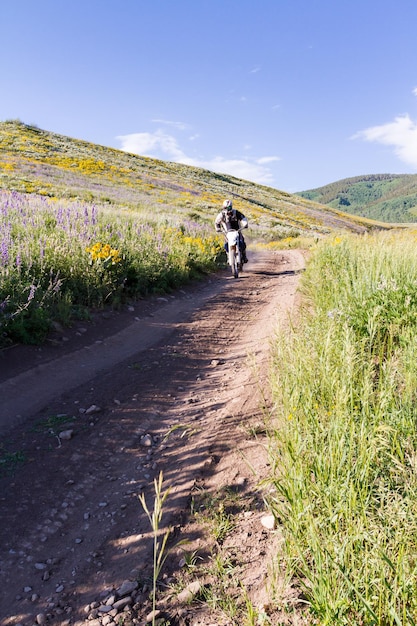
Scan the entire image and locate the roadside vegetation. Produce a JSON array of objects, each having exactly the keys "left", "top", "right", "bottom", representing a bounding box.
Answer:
[
  {"left": 0, "top": 189, "right": 223, "bottom": 347},
  {"left": 268, "top": 231, "right": 417, "bottom": 623}
]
